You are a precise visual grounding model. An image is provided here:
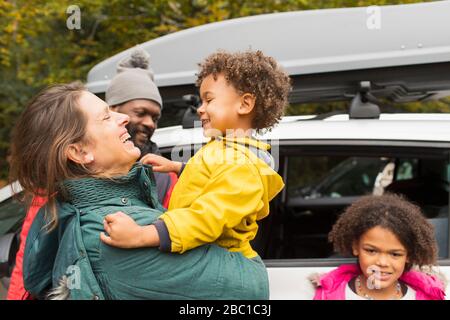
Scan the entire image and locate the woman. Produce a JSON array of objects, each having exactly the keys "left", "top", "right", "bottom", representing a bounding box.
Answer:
[{"left": 9, "top": 82, "right": 269, "bottom": 300}]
